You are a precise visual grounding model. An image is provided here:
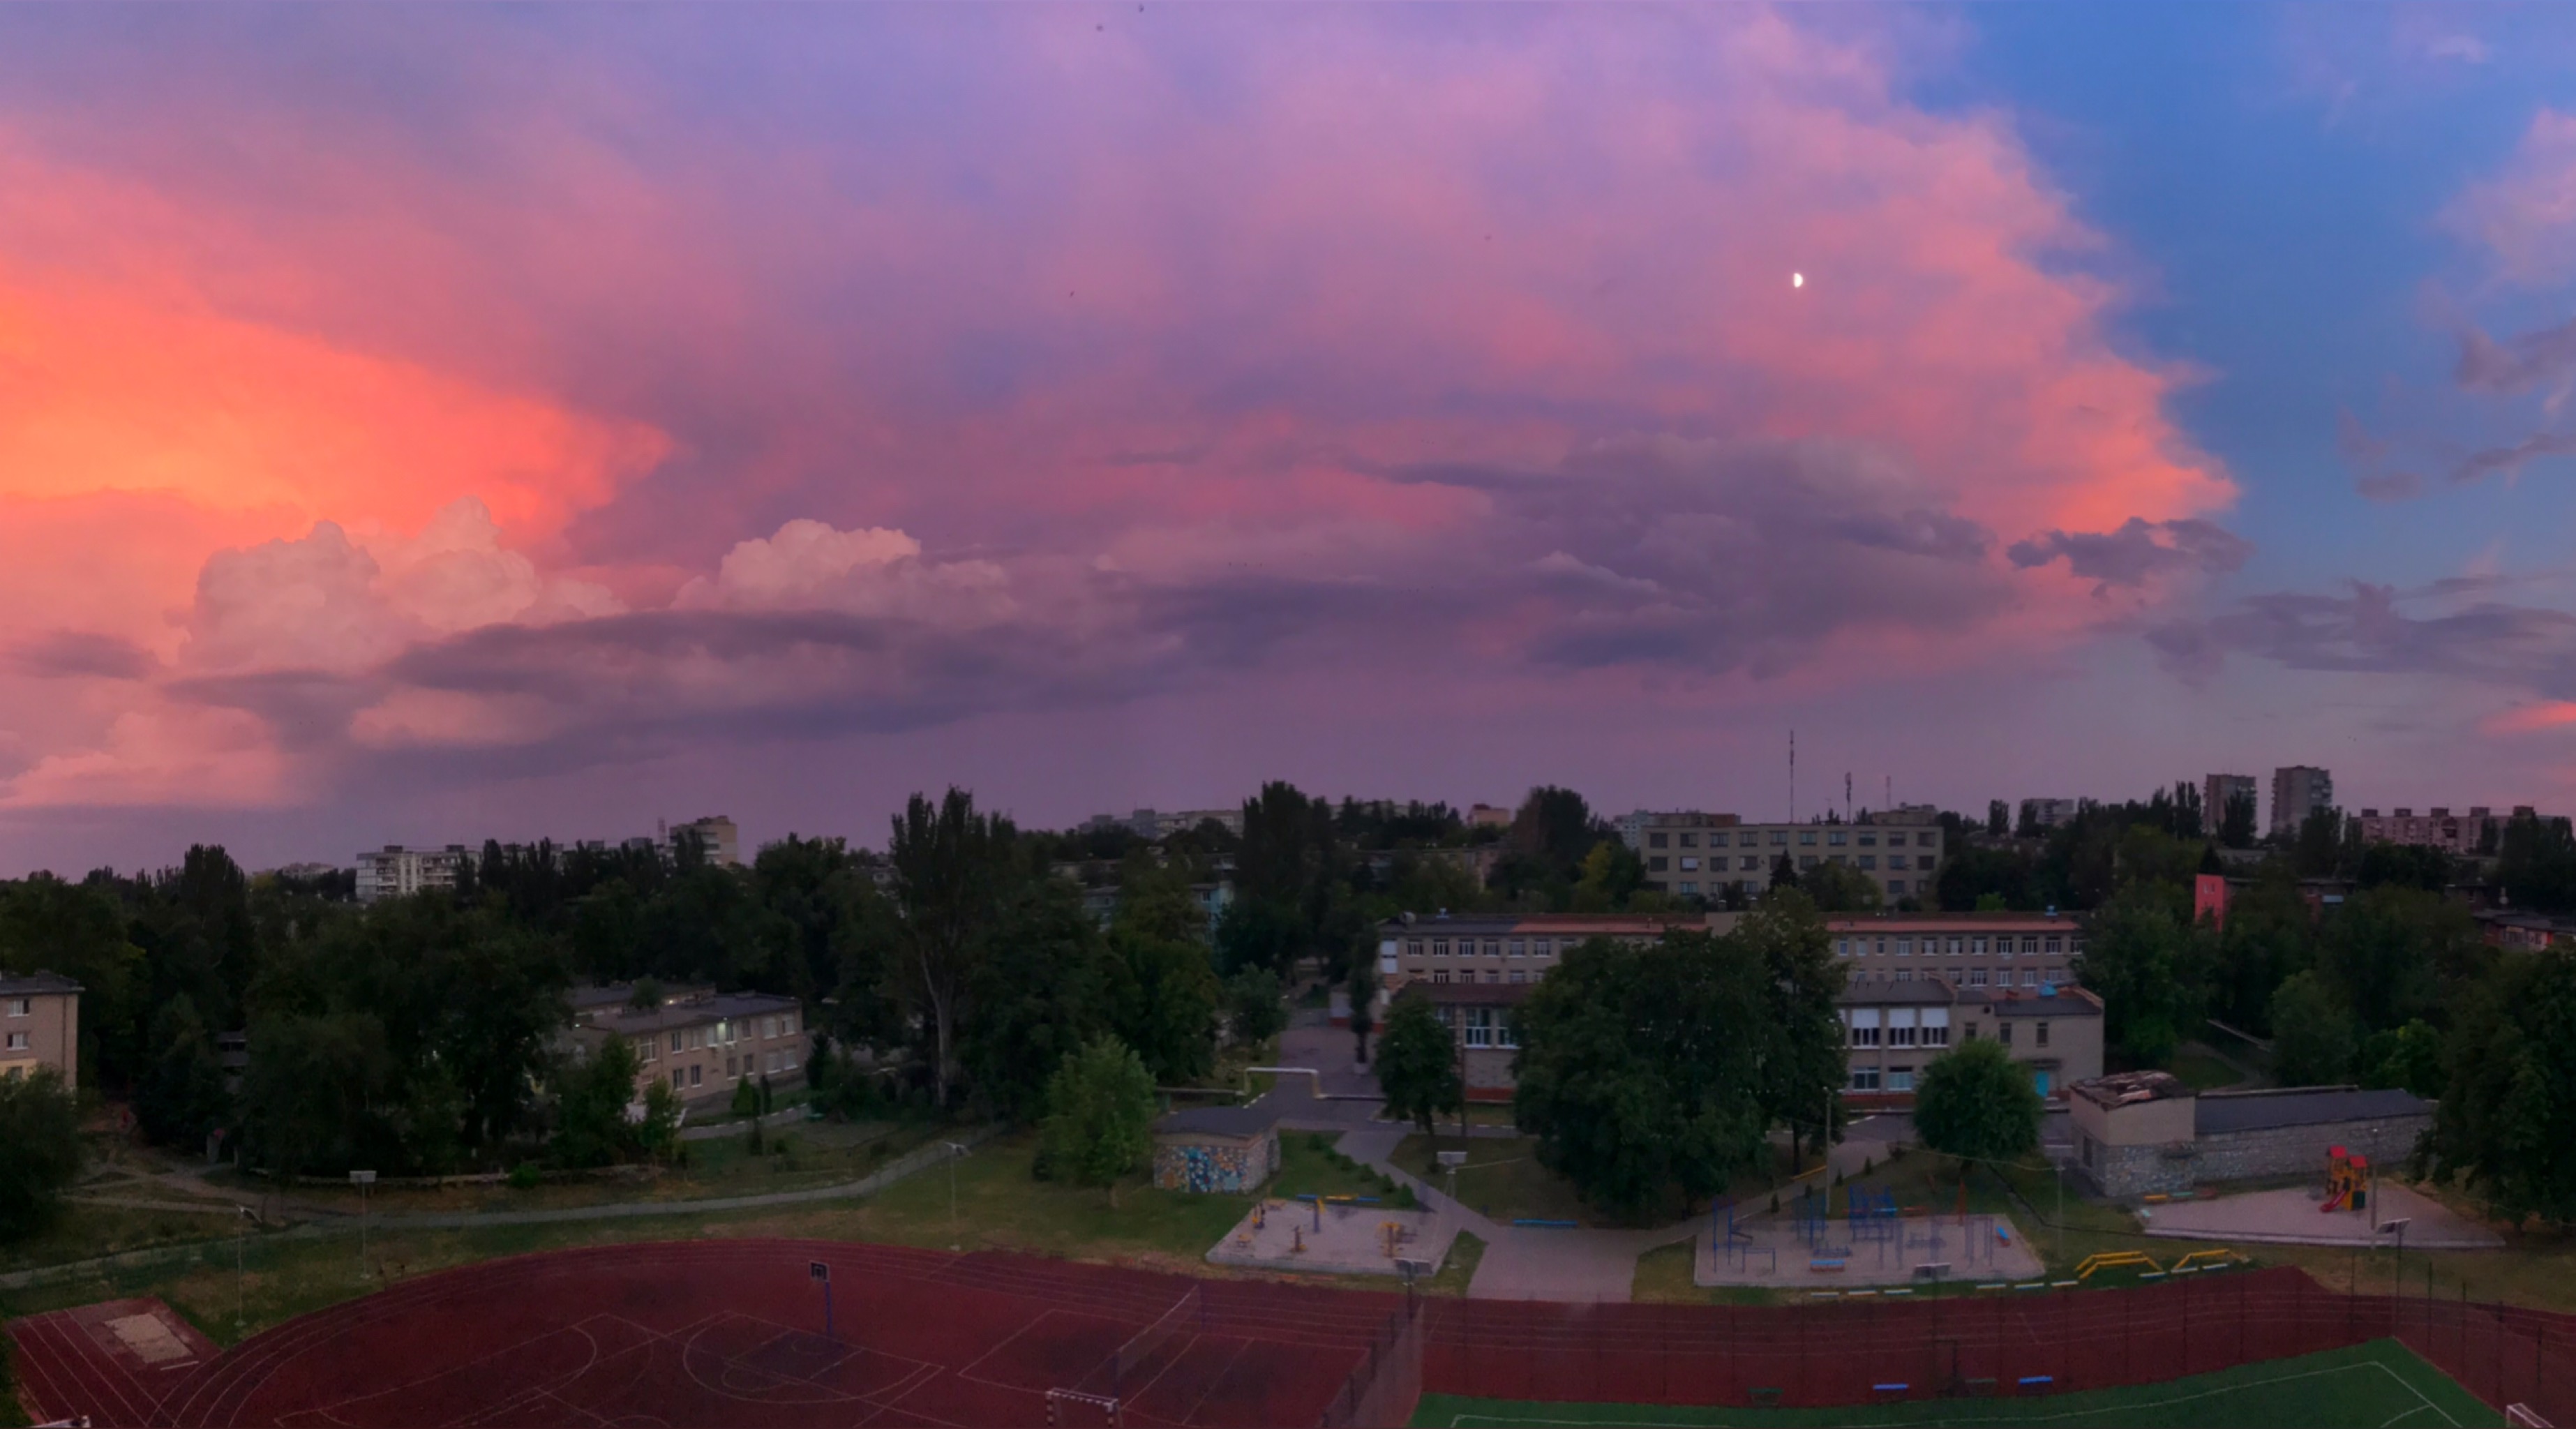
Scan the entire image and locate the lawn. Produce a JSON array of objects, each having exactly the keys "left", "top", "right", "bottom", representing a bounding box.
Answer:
[
  {"left": 2168, "top": 1047, "right": 2251, "bottom": 1092},
  {"left": 1412, "top": 1338, "right": 2496, "bottom": 1427},
  {"left": 1274, "top": 1132, "right": 1421, "bottom": 1206},
  {"left": 1631, "top": 1243, "right": 1777, "bottom": 1306},
  {"left": 1393, "top": 1136, "right": 1598, "bottom": 1226}
]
